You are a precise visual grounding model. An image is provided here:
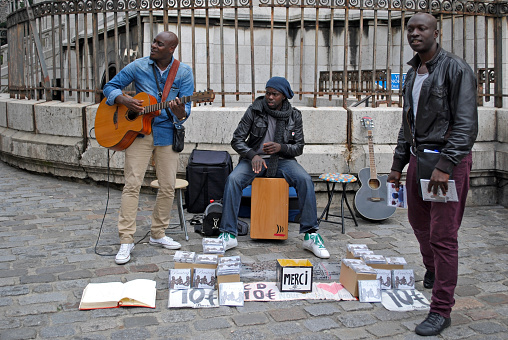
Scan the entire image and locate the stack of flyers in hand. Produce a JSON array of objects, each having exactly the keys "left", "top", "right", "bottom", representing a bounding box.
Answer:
[
  {"left": 173, "top": 251, "right": 196, "bottom": 263},
  {"left": 217, "top": 256, "right": 241, "bottom": 276},
  {"left": 385, "top": 257, "right": 407, "bottom": 265},
  {"left": 387, "top": 182, "right": 408, "bottom": 208},
  {"left": 202, "top": 238, "right": 225, "bottom": 254},
  {"left": 361, "top": 254, "right": 387, "bottom": 264},
  {"left": 194, "top": 254, "right": 219, "bottom": 265}
]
